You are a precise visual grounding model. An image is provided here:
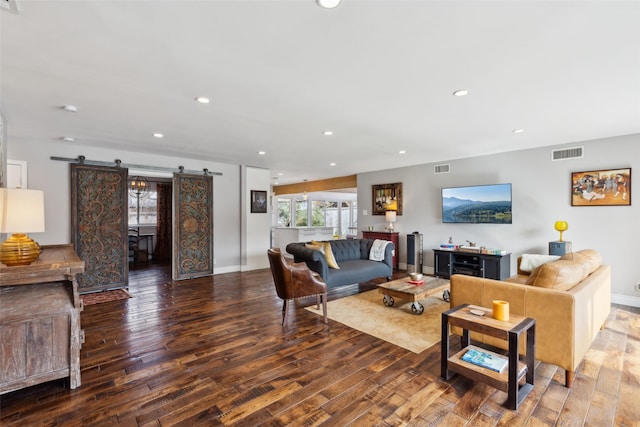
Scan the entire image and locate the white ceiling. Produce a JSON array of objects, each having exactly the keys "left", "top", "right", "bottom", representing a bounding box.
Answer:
[{"left": 2, "top": 1, "right": 639, "bottom": 185}]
